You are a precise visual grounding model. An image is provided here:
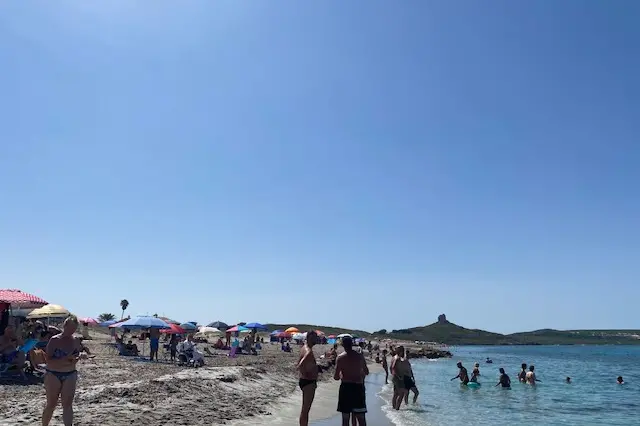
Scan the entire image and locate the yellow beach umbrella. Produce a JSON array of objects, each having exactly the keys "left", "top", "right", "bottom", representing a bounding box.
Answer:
[
  {"left": 285, "top": 327, "right": 299, "bottom": 334},
  {"left": 27, "top": 304, "right": 71, "bottom": 319}
]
